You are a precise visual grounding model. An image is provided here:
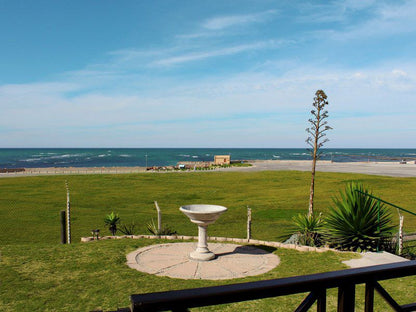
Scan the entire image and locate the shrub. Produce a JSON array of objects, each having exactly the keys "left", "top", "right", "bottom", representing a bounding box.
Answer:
[
  {"left": 118, "top": 222, "right": 138, "bottom": 235},
  {"left": 104, "top": 212, "right": 120, "bottom": 236},
  {"left": 325, "top": 182, "right": 395, "bottom": 252},
  {"left": 291, "top": 212, "right": 325, "bottom": 246},
  {"left": 146, "top": 218, "right": 177, "bottom": 236}
]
